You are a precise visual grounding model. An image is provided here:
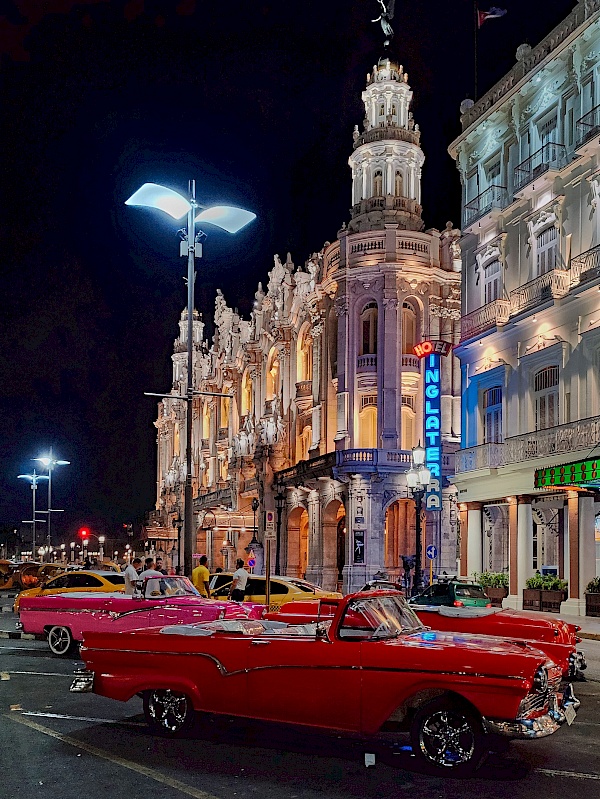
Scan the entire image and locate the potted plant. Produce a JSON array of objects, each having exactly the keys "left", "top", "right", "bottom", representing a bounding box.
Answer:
[
  {"left": 585, "top": 577, "right": 600, "bottom": 617},
  {"left": 523, "top": 573, "right": 544, "bottom": 611},
  {"left": 475, "top": 572, "right": 509, "bottom": 607},
  {"left": 539, "top": 575, "right": 568, "bottom": 613}
]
